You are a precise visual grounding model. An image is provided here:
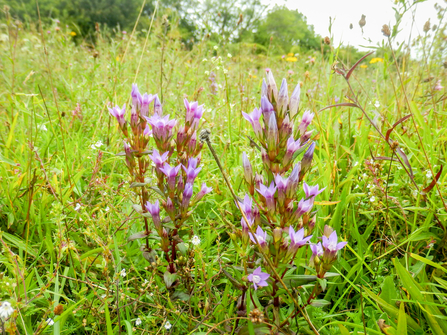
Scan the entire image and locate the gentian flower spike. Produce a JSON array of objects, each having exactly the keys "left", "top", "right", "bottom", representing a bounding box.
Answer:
[
  {"left": 248, "top": 267, "right": 270, "bottom": 290},
  {"left": 181, "top": 183, "right": 194, "bottom": 210},
  {"left": 238, "top": 194, "right": 253, "bottom": 219}
]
